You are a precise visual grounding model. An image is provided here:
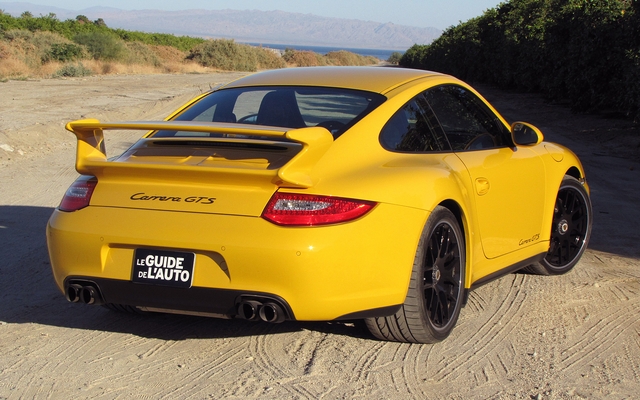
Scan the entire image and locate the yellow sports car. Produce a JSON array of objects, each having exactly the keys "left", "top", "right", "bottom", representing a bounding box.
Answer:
[{"left": 47, "top": 67, "right": 592, "bottom": 343}]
